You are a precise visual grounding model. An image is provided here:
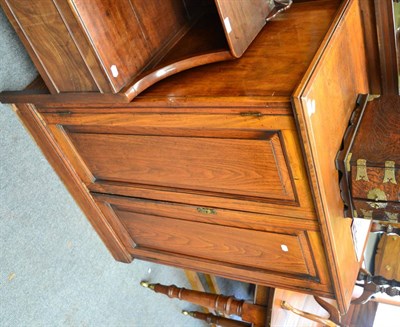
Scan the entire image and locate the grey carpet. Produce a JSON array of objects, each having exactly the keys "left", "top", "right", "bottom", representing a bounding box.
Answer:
[{"left": 0, "top": 7, "right": 207, "bottom": 327}]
